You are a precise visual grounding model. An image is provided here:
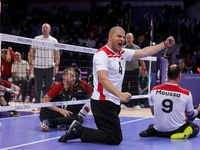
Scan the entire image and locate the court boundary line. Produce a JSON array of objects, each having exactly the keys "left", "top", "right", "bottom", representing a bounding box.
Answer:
[
  {"left": 1, "top": 117, "right": 149, "bottom": 150},
  {"left": 0, "top": 114, "right": 39, "bottom": 121},
  {"left": 0, "top": 137, "right": 60, "bottom": 150}
]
